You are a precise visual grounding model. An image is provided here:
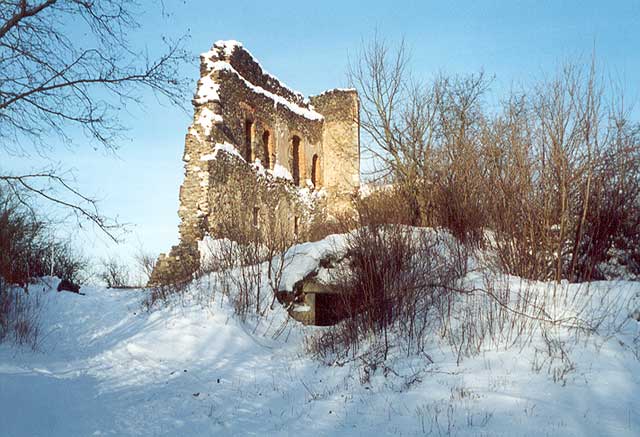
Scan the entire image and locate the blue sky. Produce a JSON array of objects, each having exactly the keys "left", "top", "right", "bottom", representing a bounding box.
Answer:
[{"left": 5, "top": 0, "right": 640, "bottom": 271}]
